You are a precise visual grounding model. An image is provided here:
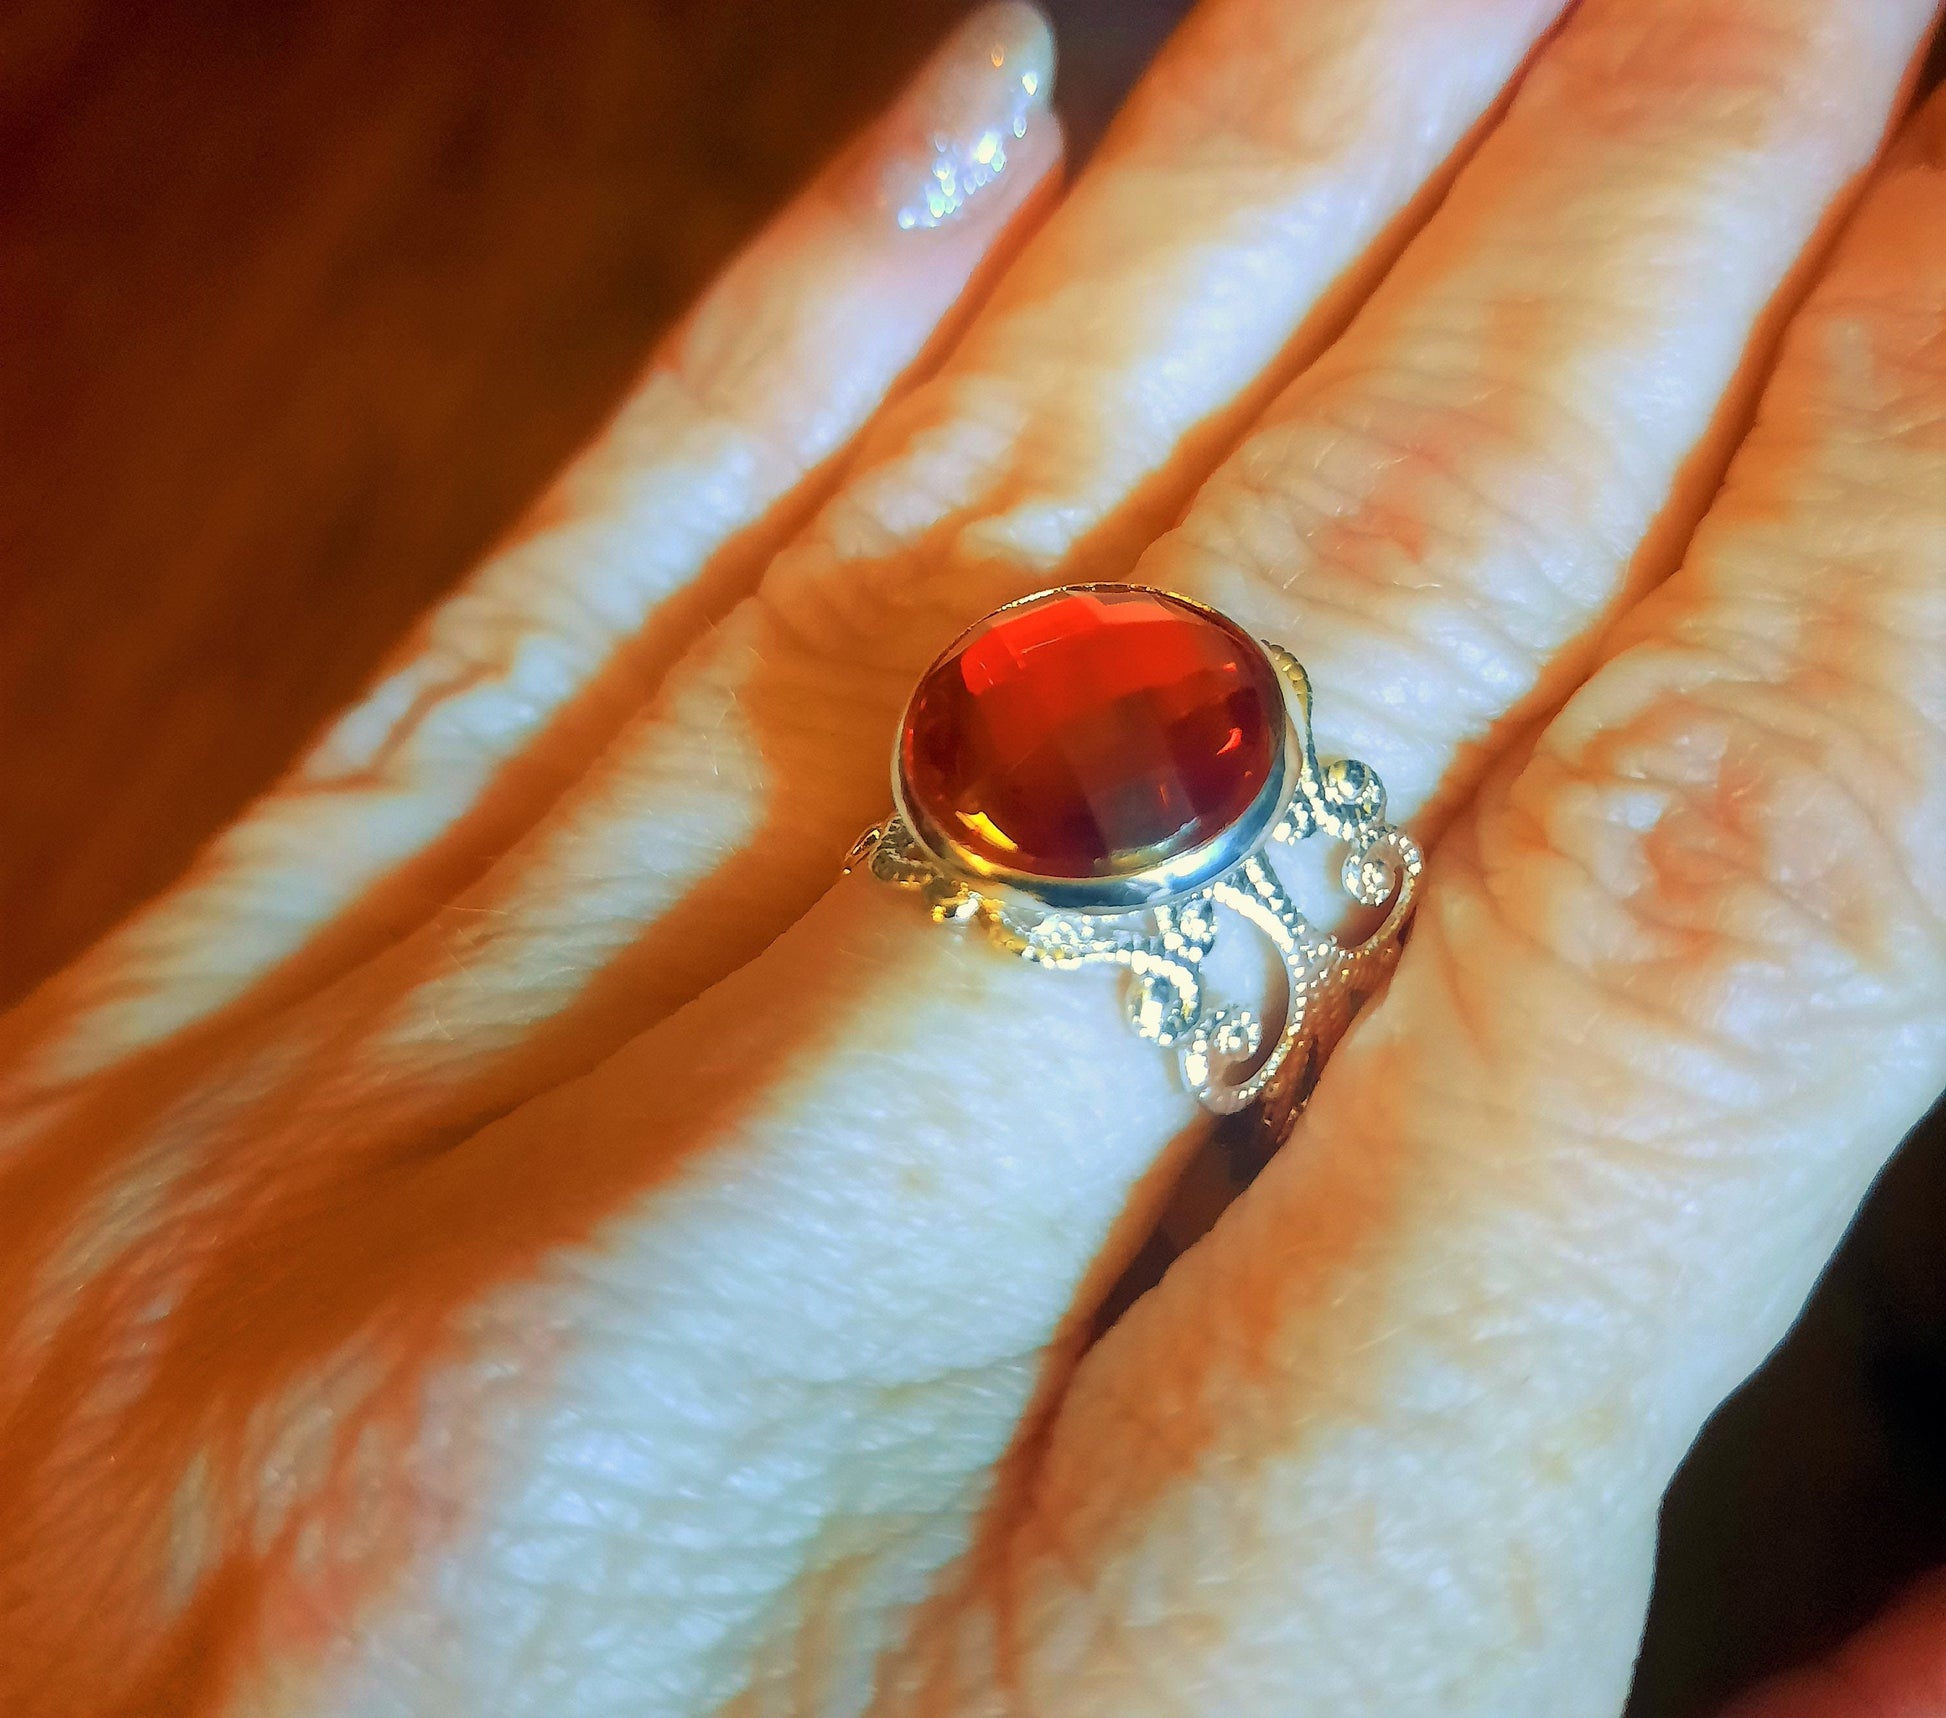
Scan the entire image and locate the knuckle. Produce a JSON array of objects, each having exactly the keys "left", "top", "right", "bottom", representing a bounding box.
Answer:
[
  {"left": 1155, "top": 374, "right": 1597, "bottom": 801},
  {"left": 1523, "top": 1, "right": 1855, "bottom": 150},
  {"left": 1503, "top": 632, "right": 1946, "bottom": 1018},
  {"left": 1210, "top": 370, "right": 1594, "bottom": 629}
]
